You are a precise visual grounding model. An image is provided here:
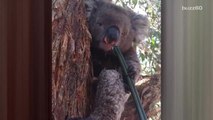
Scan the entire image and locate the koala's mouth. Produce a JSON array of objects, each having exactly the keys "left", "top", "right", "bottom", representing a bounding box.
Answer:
[
  {"left": 99, "top": 36, "right": 117, "bottom": 52},
  {"left": 99, "top": 26, "right": 120, "bottom": 52}
]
